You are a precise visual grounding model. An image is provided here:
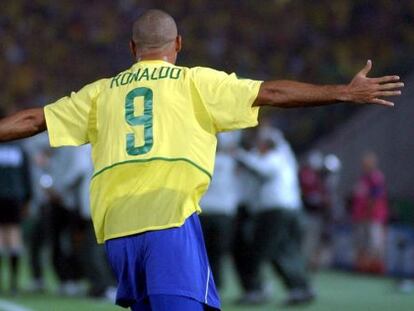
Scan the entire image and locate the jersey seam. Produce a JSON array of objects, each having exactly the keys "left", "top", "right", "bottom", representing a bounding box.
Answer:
[{"left": 92, "top": 157, "right": 212, "bottom": 180}]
